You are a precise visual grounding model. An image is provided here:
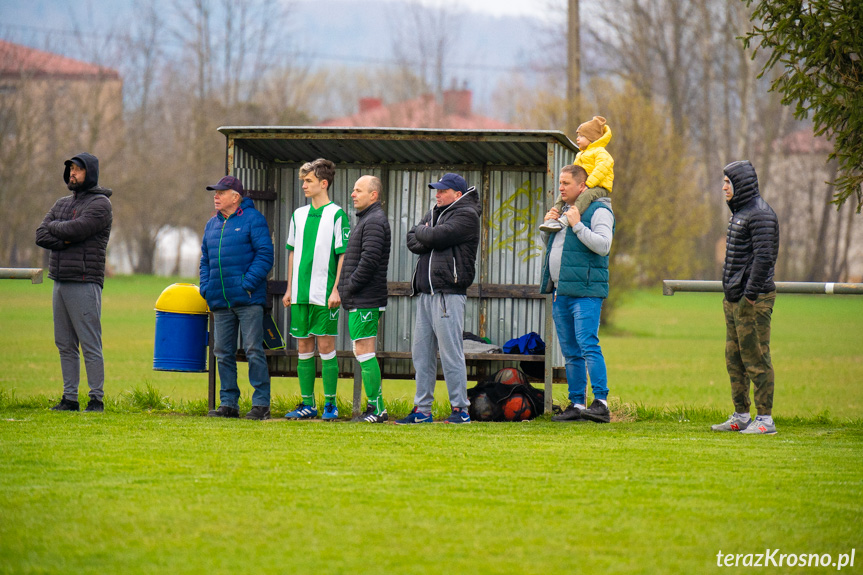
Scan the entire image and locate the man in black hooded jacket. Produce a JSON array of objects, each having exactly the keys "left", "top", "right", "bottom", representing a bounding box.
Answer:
[
  {"left": 36, "top": 153, "right": 113, "bottom": 413},
  {"left": 712, "top": 160, "right": 779, "bottom": 435},
  {"left": 397, "top": 173, "right": 480, "bottom": 424}
]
